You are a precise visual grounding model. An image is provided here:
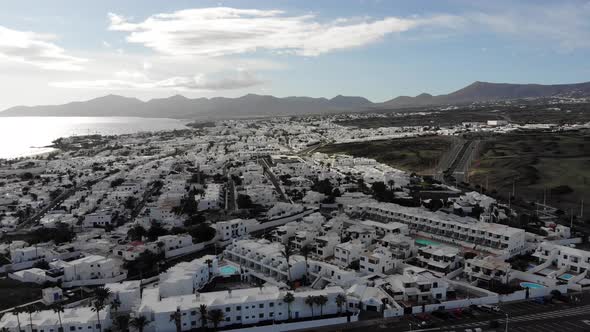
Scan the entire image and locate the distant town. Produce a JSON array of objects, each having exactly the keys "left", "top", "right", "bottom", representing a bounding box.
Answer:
[{"left": 0, "top": 100, "right": 589, "bottom": 332}]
